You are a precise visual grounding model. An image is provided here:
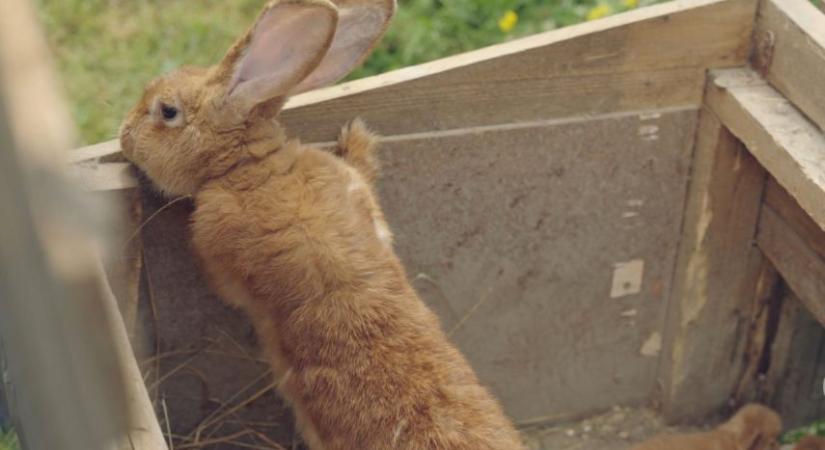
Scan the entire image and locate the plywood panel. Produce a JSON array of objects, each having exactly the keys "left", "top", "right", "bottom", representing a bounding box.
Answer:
[
  {"left": 369, "top": 108, "right": 697, "bottom": 422},
  {"left": 136, "top": 192, "right": 298, "bottom": 448}
]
